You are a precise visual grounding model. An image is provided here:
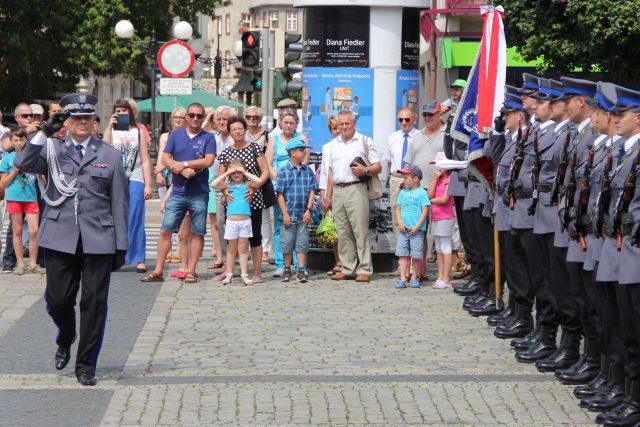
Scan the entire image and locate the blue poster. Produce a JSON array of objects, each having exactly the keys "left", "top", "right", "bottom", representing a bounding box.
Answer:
[
  {"left": 395, "top": 69, "right": 420, "bottom": 130},
  {"left": 302, "top": 67, "right": 374, "bottom": 152}
]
